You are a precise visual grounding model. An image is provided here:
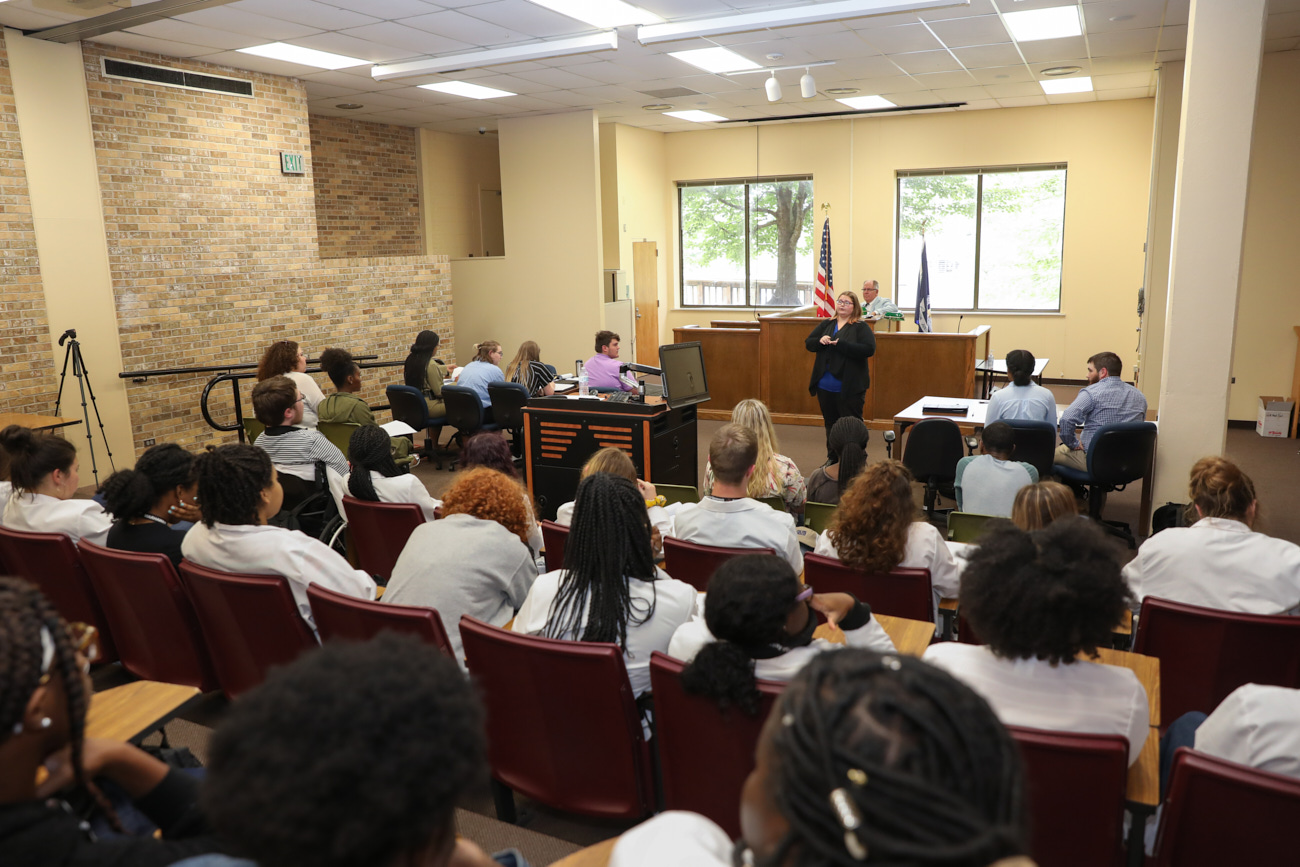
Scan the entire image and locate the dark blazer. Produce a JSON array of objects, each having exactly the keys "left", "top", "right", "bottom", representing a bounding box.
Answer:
[{"left": 805, "top": 318, "right": 876, "bottom": 396}]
